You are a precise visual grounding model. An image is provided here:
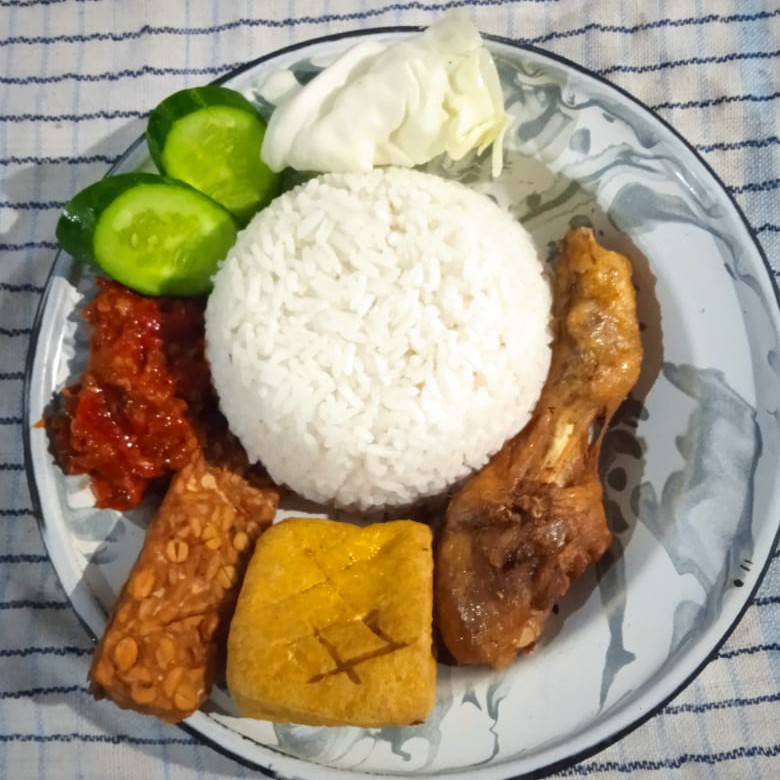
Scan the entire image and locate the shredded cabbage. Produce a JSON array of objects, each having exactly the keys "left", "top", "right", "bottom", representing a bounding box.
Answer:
[{"left": 260, "top": 12, "right": 511, "bottom": 177}]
